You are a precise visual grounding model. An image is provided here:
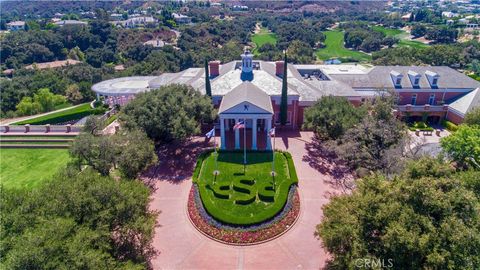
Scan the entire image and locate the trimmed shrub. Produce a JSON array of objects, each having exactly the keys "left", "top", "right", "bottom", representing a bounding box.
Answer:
[{"left": 442, "top": 120, "right": 458, "bottom": 132}]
